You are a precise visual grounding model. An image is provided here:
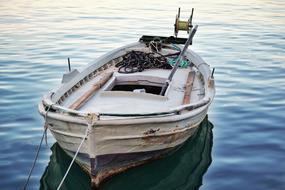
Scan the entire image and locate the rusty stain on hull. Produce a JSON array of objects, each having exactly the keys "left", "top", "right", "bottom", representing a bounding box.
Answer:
[{"left": 141, "top": 124, "right": 196, "bottom": 145}]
